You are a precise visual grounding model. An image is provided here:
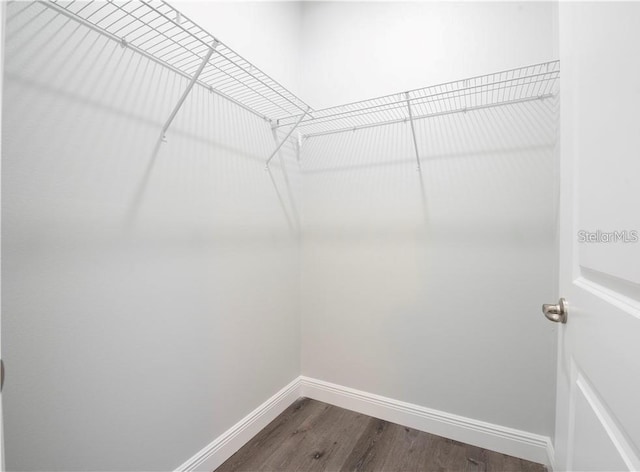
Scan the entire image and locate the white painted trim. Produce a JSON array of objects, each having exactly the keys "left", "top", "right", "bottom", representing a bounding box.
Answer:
[
  {"left": 174, "top": 377, "right": 302, "bottom": 472},
  {"left": 176, "top": 376, "right": 555, "bottom": 471},
  {"left": 299, "top": 376, "right": 552, "bottom": 466}
]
